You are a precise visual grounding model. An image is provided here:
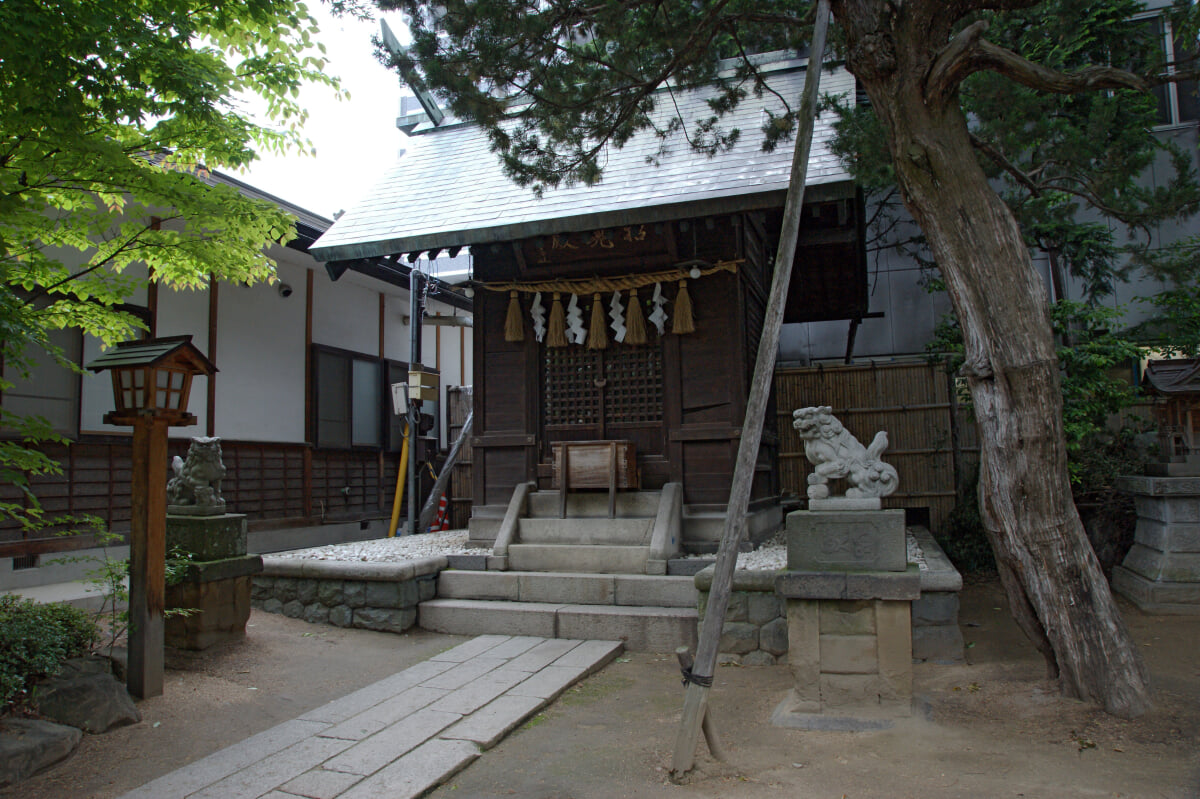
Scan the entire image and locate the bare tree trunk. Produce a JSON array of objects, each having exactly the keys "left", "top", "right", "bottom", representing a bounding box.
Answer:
[{"left": 832, "top": 0, "right": 1150, "bottom": 717}]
